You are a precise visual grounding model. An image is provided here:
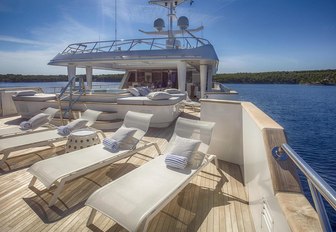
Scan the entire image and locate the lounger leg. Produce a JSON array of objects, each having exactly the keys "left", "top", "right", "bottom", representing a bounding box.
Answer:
[
  {"left": 153, "top": 143, "right": 162, "bottom": 155},
  {"left": 0, "top": 152, "right": 10, "bottom": 165},
  {"left": 28, "top": 176, "right": 37, "bottom": 188},
  {"left": 215, "top": 156, "right": 219, "bottom": 169},
  {"left": 87, "top": 209, "right": 97, "bottom": 226},
  {"left": 49, "top": 179, "right": 66, "bottom": 207}
]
